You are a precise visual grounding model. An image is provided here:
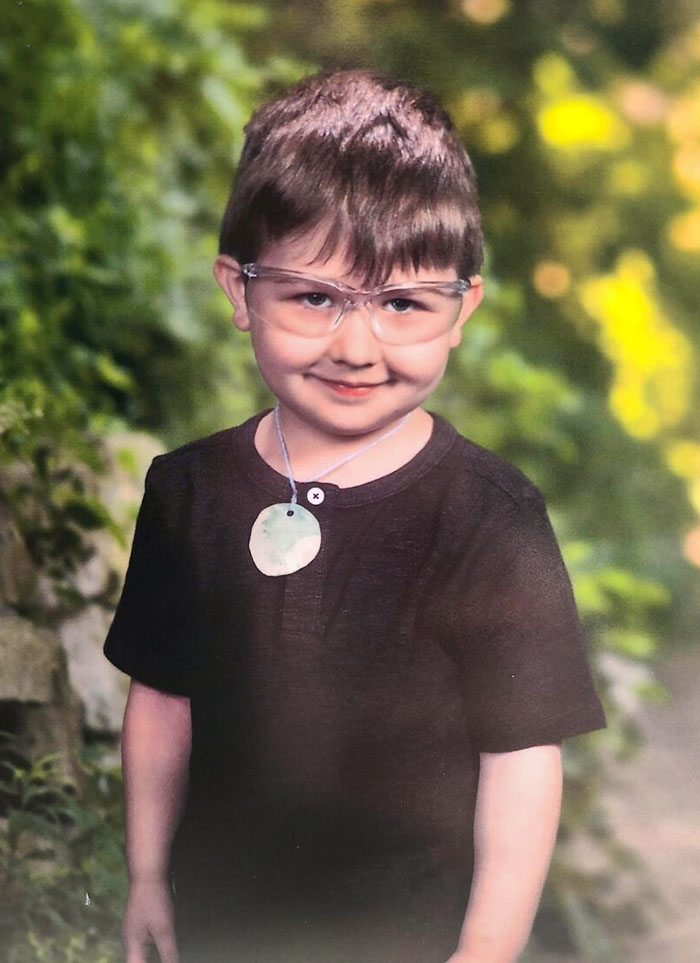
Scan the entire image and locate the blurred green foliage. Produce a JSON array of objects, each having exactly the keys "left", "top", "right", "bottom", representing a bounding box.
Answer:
[
  {"left": 0, "top": 742, "right": 125, "bottom": 962},
  {"left": 1, "top": 0, "right": 700, "bottom": 959}
]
